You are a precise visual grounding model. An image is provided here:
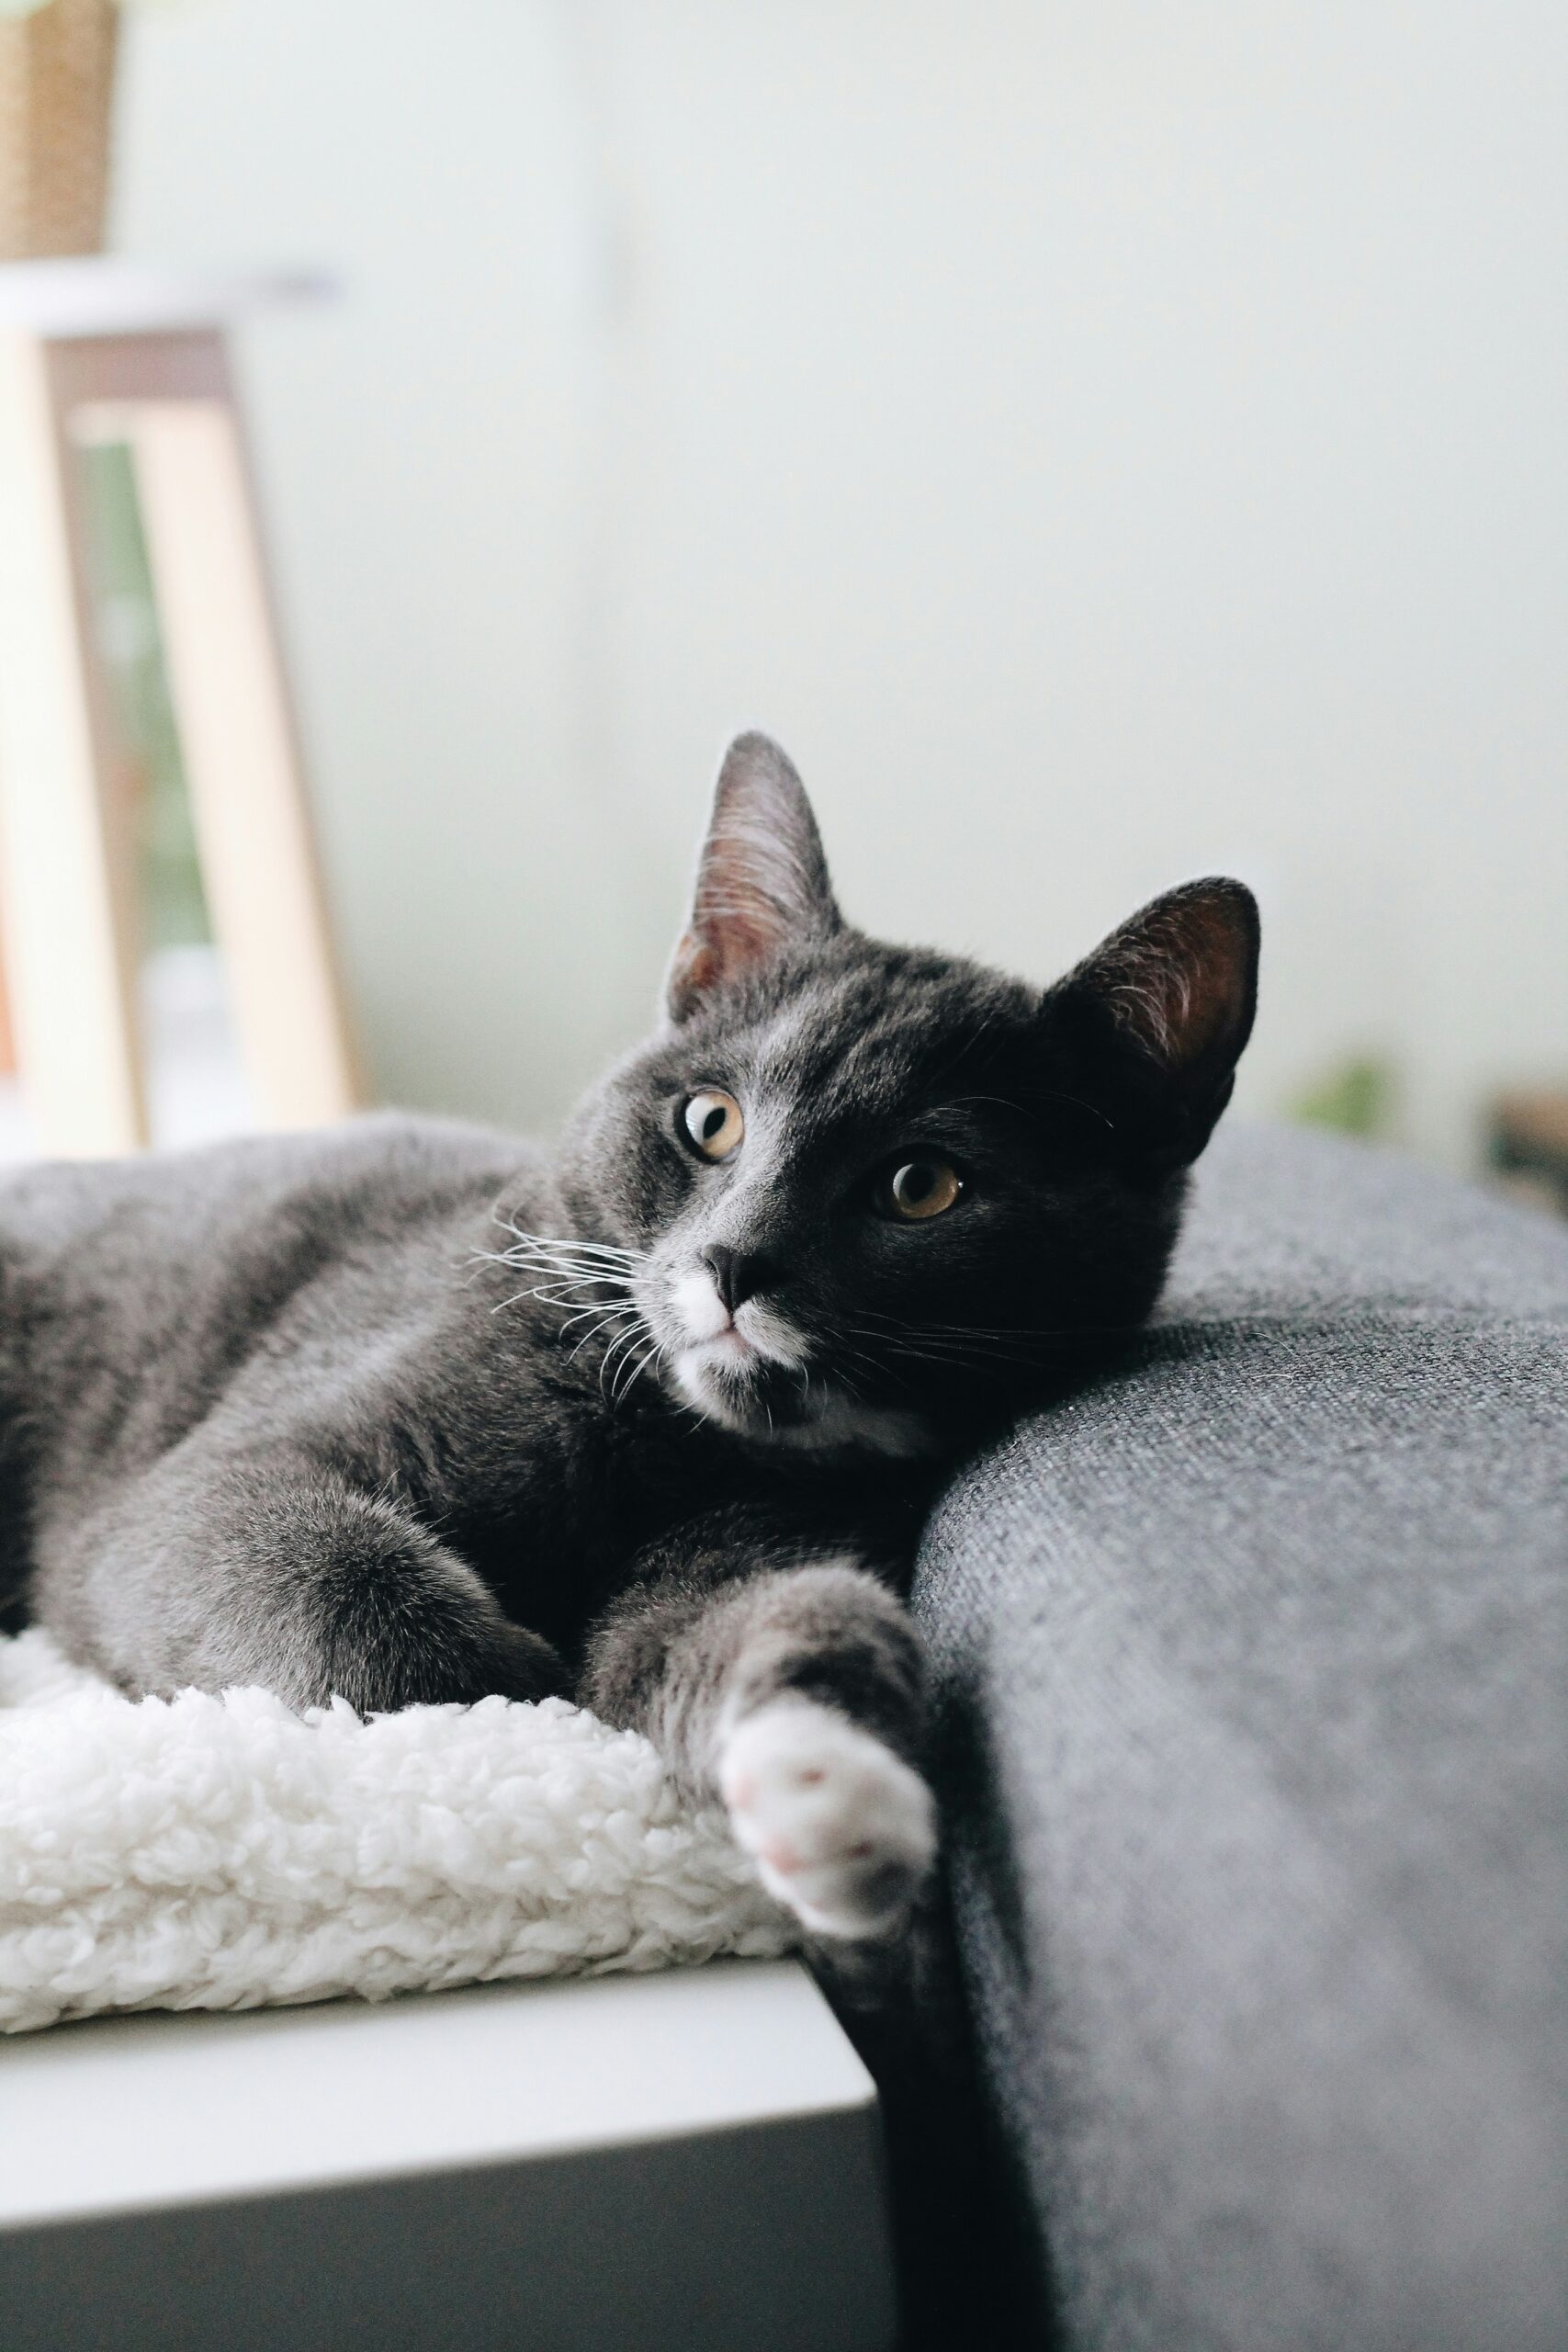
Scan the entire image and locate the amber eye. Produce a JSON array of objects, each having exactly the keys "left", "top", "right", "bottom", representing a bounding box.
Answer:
[
  {"left": 681, "top": 1088, "right": 745, "bottom": 1161},
  {"left": 883, "top": 1158, "right": 963, "bottom": 1221}
]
